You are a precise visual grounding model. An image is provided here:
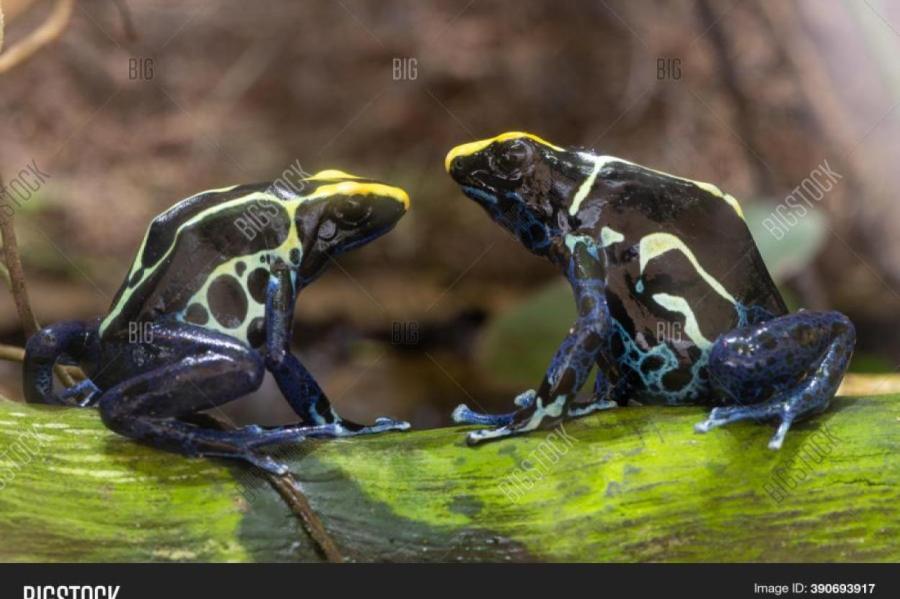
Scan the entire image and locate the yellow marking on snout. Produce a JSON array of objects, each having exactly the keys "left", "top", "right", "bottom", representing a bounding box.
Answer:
[
  {"left": 444, "top": 131, "right": 564, "bottom": 172},
  {"left": 305, "top": 169, "right": 362, "bottom": 181},
  {"left": 310, "top": 181, "right": 410, "bottom": 209}
]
